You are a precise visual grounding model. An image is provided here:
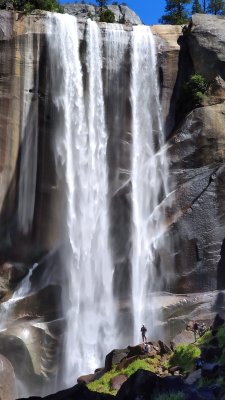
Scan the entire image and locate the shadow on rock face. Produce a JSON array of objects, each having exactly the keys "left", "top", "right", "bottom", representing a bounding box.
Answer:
[{"left": 217, "top": 238, "right": 225, "bottom": 290}]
